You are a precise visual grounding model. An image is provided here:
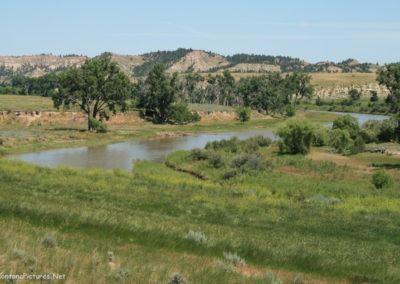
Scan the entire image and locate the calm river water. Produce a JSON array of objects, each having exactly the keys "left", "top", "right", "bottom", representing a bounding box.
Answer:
[{"left": 7, "top": 111, "right": 390, "bottom": 171}]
